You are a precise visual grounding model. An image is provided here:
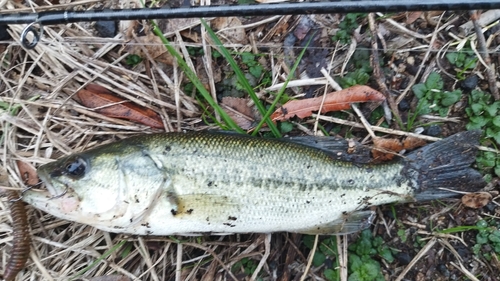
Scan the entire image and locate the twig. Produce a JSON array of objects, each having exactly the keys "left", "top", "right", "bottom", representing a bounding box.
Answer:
[
  {"left": 460, "top": 9, "right": 500, "bottom": 36},
  {"left": 250, "top": 233, "right": 271, "bottom": 281},
  {"left": 396, "top": 13, "right": 453, "bottom": 104},
  {"left": 395, "top": 237, "right": 437, "bottom": 281},
  {"left": 337, "top": 235, "right": 348, "bottom": 281},
  {"left": 368, "top": 13, "right": 398, "bottom": 125},
  {"left": 176, "top": 243, "right": 182, "bottom": 281},
  {"left": 300, "top": 234, "right": 318, "bottom": 281},
  {"left": 450, "top": 261, "right": 481, "bottom": 281},
  {"left": 470, "top": 10, "right": 500, "bottom": 100}
]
